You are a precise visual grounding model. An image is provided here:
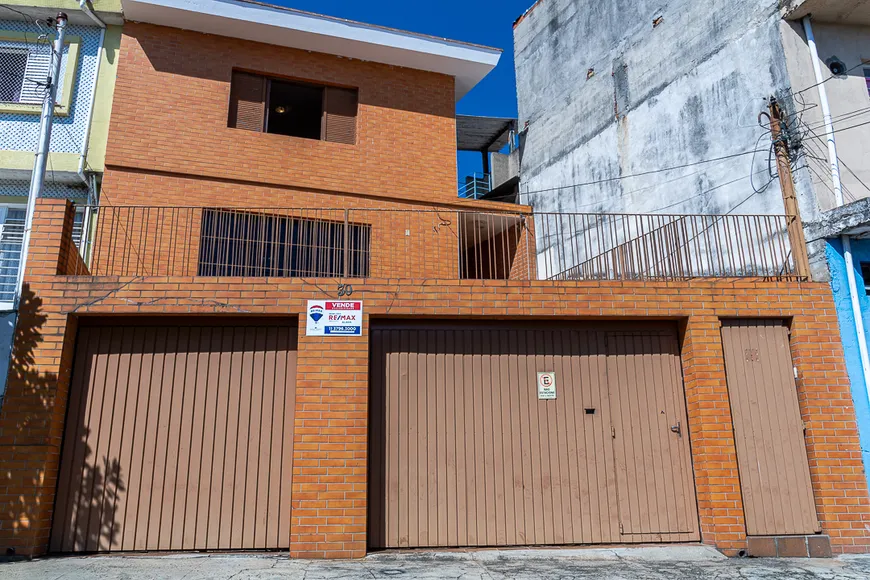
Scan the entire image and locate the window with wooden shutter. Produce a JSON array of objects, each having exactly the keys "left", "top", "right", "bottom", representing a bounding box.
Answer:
[
  {"left": 228, "top": 71, "right": 266, "bottom": 132},
  {"left": 323, "top": 86, "right": 358, "bottom": 144},
  {"left": 228, "top": 70, "right": 358, "bottom": 145}
]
